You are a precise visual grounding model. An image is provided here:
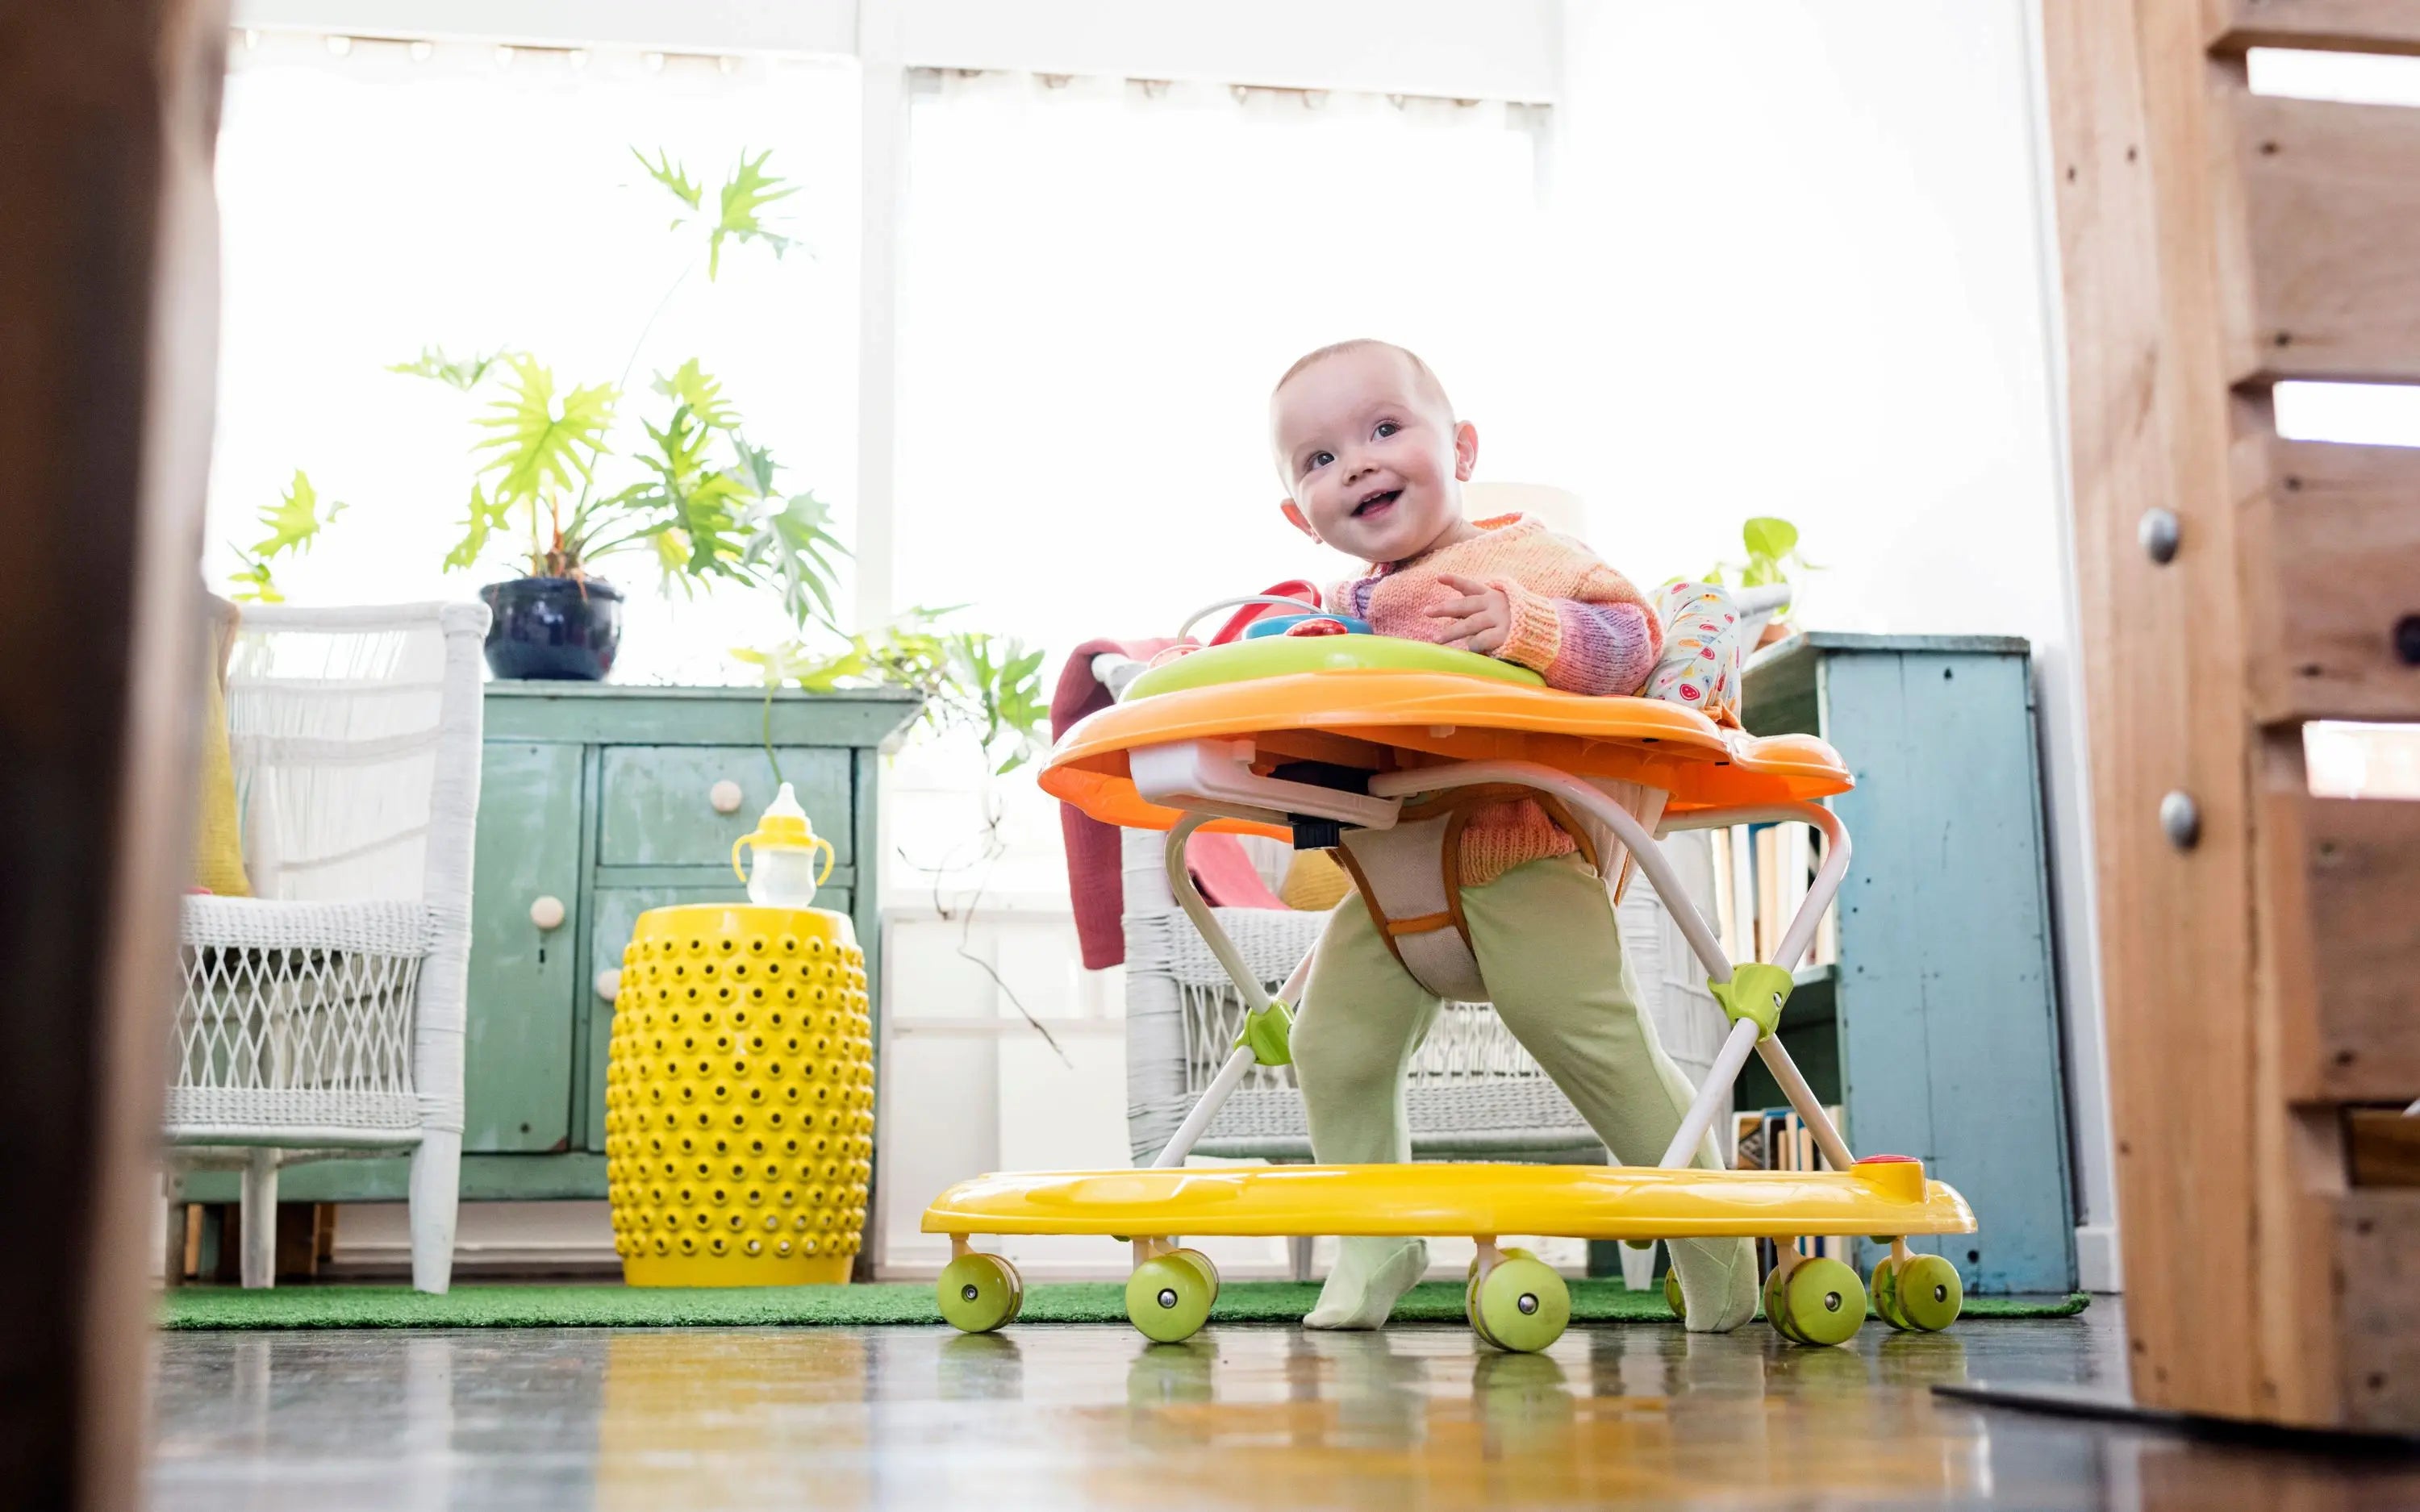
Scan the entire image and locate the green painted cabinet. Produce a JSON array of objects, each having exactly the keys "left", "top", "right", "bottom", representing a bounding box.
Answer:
[
  {"left": 181, "top": 683, "right": 919, "bottom": 1204},
  {"left": 463, "top": 741, "right": 585, "bottom": 1153}
]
